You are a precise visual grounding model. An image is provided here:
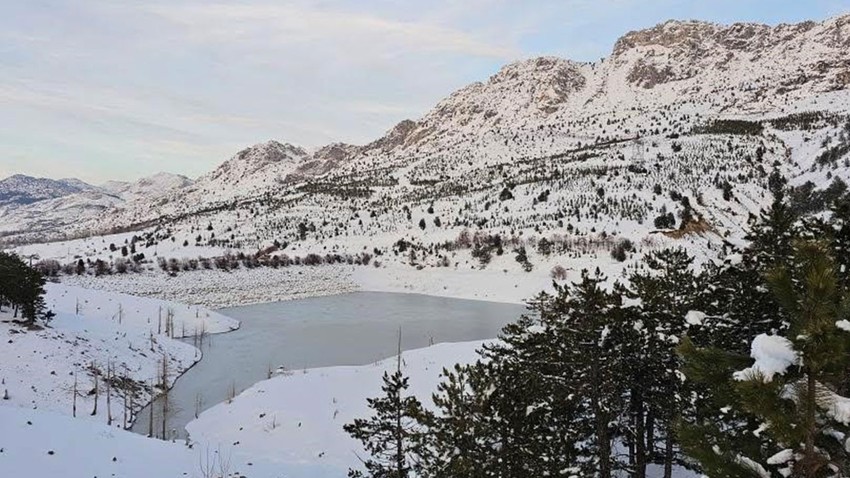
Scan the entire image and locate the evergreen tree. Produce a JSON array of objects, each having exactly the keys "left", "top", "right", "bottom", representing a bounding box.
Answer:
[
  {"left": 344, "top": 351, "right": 429, "bottom": 478},
  {"left": 628, "top": 248, "right": 702, "bottom": 477},
  {"left": 680, "top": 241, "right": 850, "bottom": 477},
  {"left": 481, "top": 293, "right": 584, "bottom": 477},
  {"left": 424, "top": 292, "right": 582, "bottom": 477},
  {"left": 821, "top": 193, "right": 850, "bottom": 290},
  {"left": 0, "top": 251, "right": 48, "bottom": 325},
  {"left": 563, "top": 269, "right": 627, "bottom": 478},
  {"left": 422, "top": 362, "right": 491, "bottom": 478},
  {"left": 746, "top": 180, "right": 797, "bottom": 272}
]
